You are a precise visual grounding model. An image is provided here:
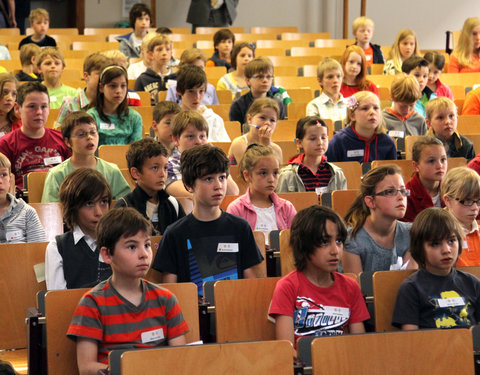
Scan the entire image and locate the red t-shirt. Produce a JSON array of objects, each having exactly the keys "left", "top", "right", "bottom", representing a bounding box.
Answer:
[
  {"left": 269, "top": 270, "right": 369, "bottom": 348},
  {"left": 0, "top": 127, "right": 71, "bottom": 187}
]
